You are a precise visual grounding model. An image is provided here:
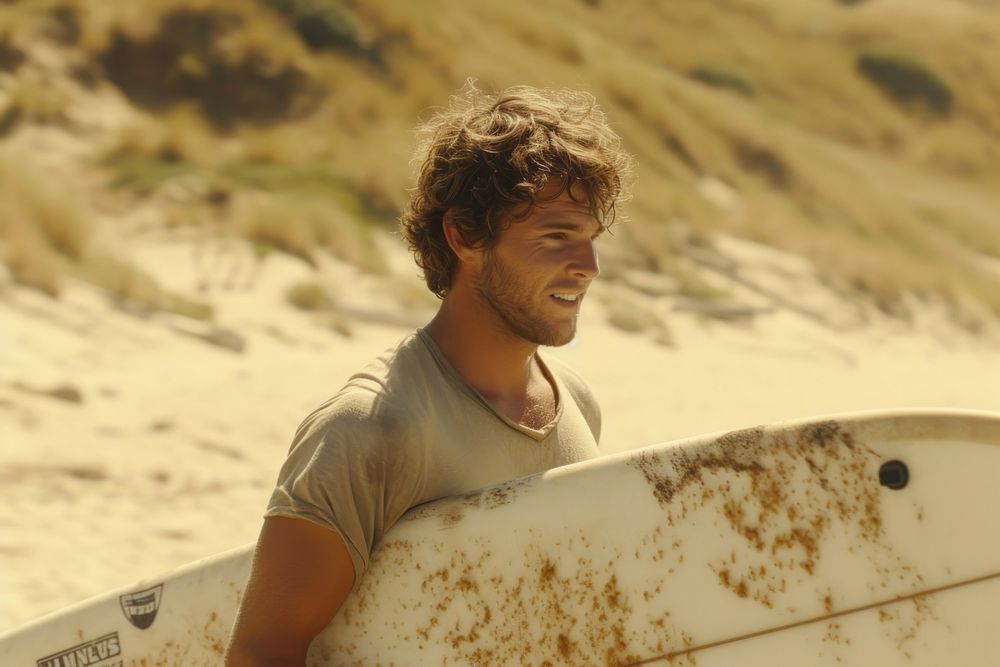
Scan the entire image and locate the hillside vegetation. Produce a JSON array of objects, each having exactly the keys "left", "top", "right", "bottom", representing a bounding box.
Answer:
[{"left": 2, "top": 0, "right": 1000, "bottom": 329}]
